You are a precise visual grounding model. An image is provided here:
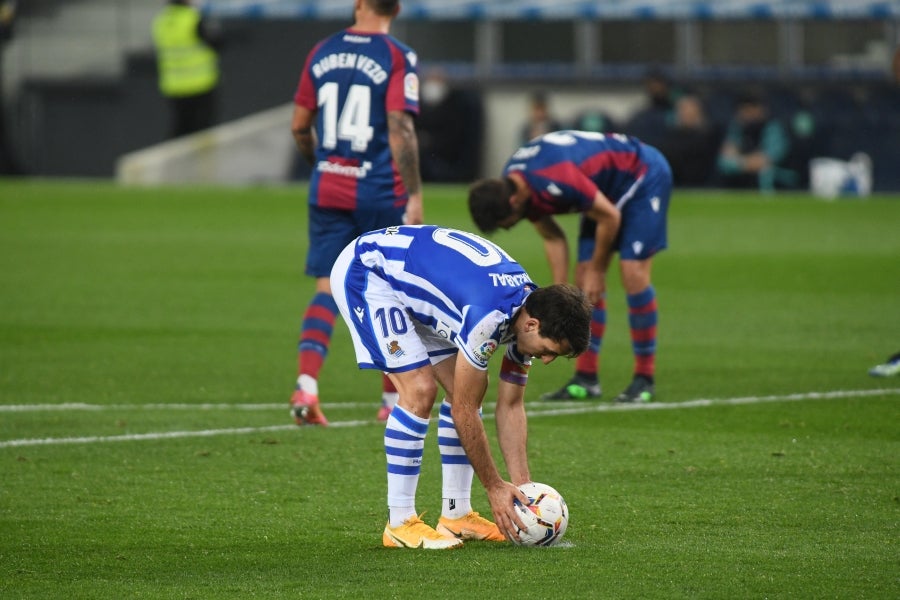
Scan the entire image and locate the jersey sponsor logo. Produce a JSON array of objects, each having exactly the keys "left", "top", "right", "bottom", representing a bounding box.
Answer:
[
  {"left": 342, "top": 34, "right": 372, "bottom": 44},
  {"left": 488, "top": 272, "right": 532, "bottom": 287},
  {"left": 316, "top": 160, "right": 373, "bottom": 178},
  {"left": 354, "top": 306, "right": 366, "bottom": 322},
  {"left": 386, "top": 340, "right": 405, "bottom": 358},
  {"left": 404, "top": 72, "right": 419, "bottom": 102},
  {"left": 311, "top": 52, "right": 387, "bottom": 84},
  {"left": 473, "top": 339, "right": 498, "bottom": 363}
]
